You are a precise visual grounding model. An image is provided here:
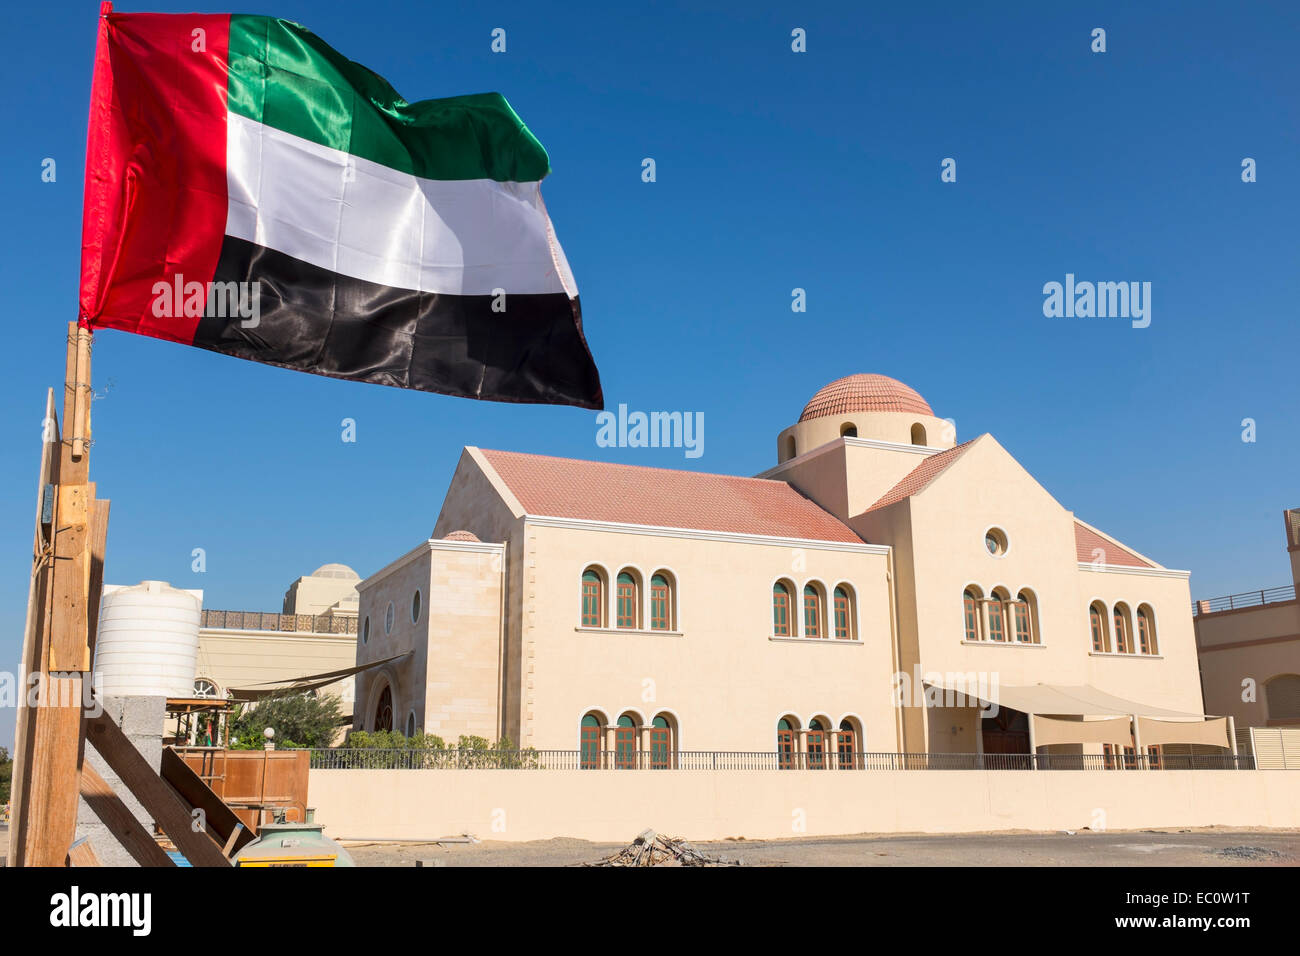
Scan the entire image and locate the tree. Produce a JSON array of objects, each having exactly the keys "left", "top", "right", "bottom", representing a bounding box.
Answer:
[
  {"left": 229, "top": 693, "right": 343, "bottom": 750},
  {"left": 0, "top": 746, "right": 11, "bottom": 805}
]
